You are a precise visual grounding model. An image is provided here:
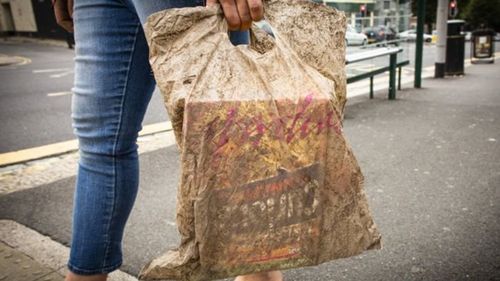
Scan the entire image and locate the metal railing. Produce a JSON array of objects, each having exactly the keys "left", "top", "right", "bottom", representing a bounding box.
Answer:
[
  {"left": 346, "top": 47, "right": 408, "bottom": 100},
  {"left": 361, "top": 38, "right": 409, "bottom": 48}
]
